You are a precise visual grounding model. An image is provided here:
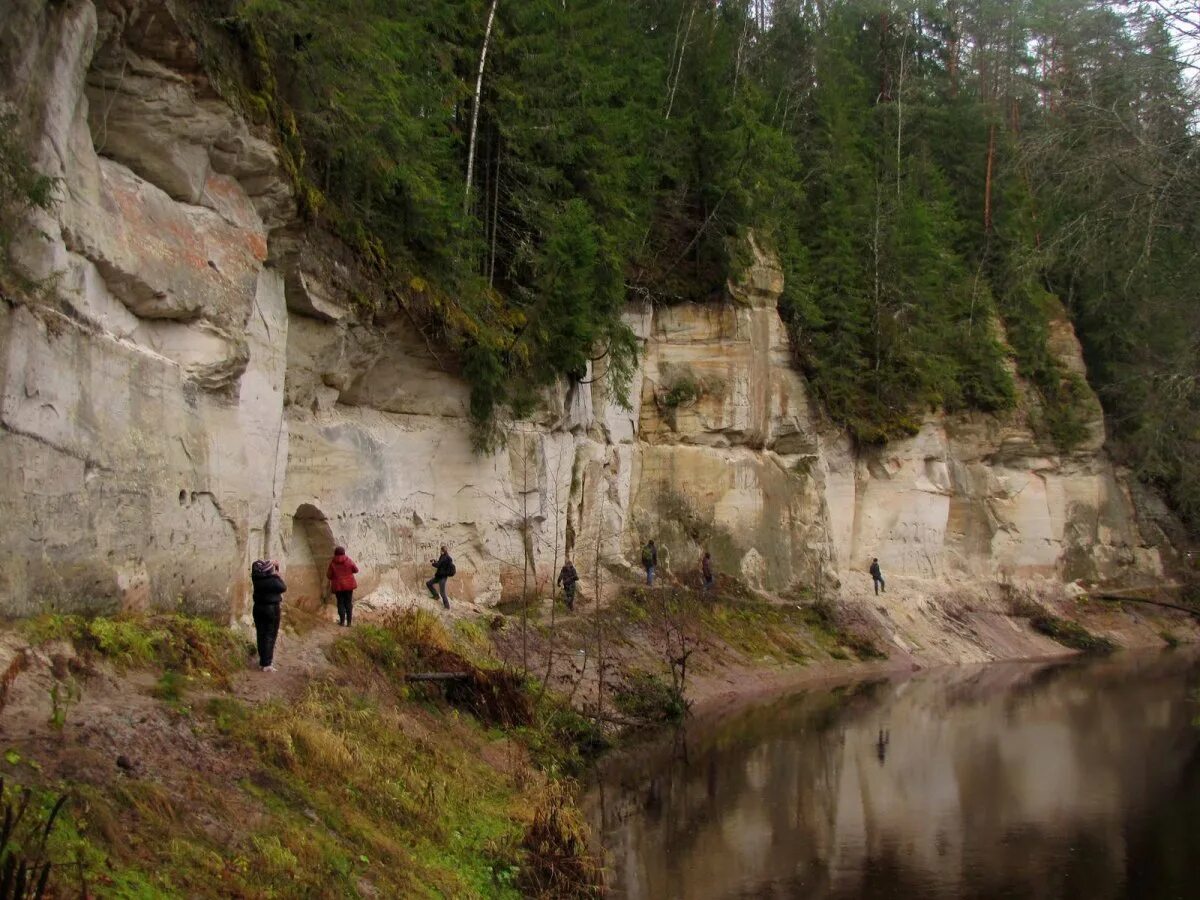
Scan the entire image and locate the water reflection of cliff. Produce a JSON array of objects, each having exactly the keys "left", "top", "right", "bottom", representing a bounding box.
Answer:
[{"left": 589, "top": 653, "right": 1200, "bottom": 900}]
